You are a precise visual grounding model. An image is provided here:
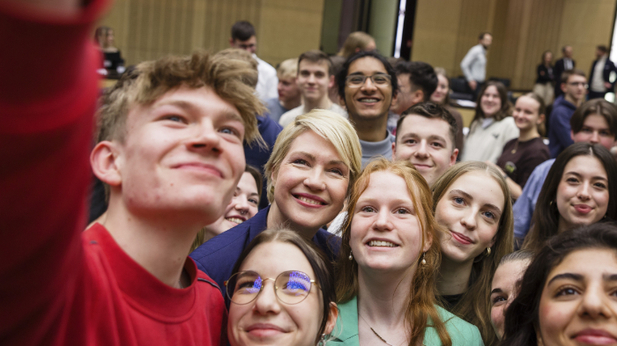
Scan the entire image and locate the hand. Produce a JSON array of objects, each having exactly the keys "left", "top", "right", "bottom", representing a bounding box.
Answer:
[{"left": 468, "top": 80, "right": 477, "bottom": 91}]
